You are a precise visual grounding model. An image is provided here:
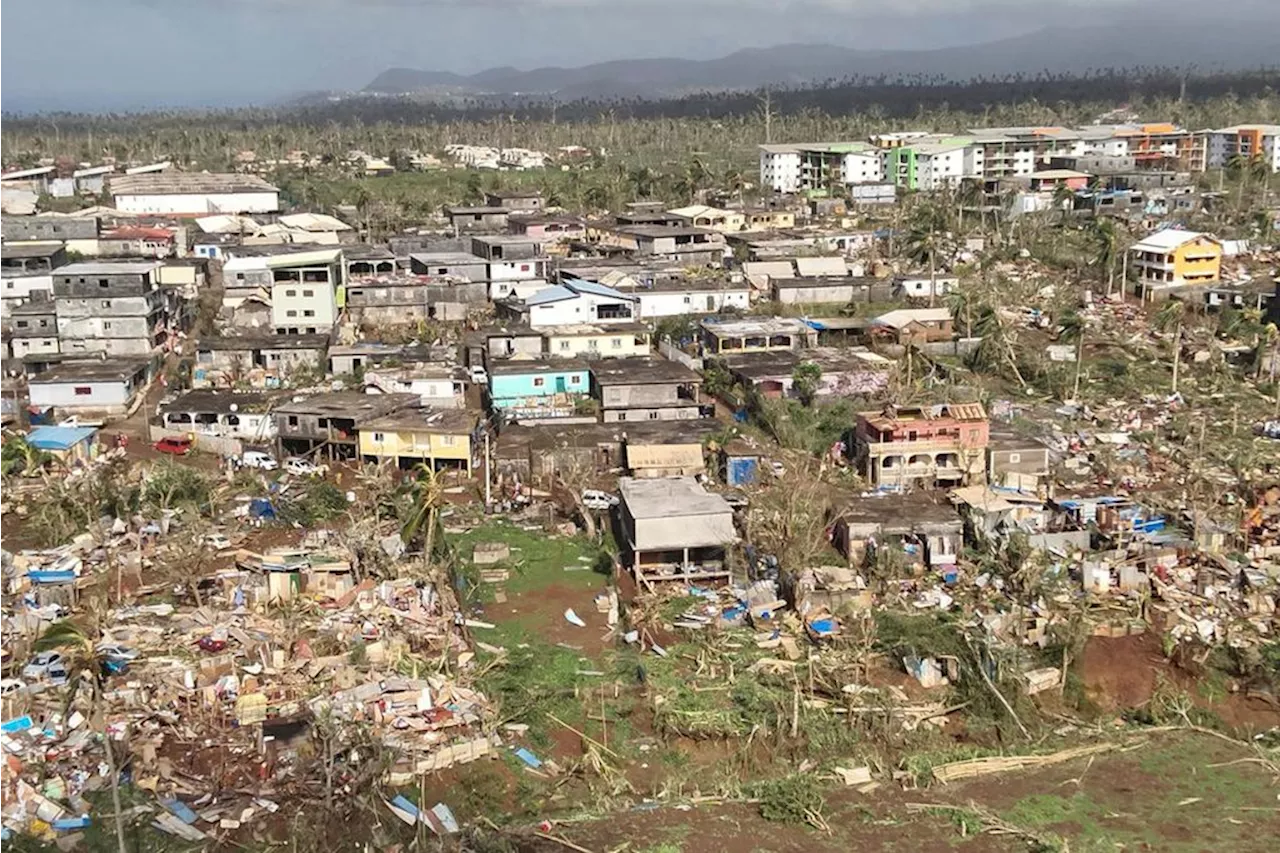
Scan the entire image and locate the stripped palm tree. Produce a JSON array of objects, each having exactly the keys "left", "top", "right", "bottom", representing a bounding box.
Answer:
[
  {"left": 400, "top": 463, "right": 445, "bottom": 564},
  {"left": 1057, "top": 310, "right": 1087, "bottom": 401},
  {"left": 35, "top": 619, "right": 126, "bottom": 853}
]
